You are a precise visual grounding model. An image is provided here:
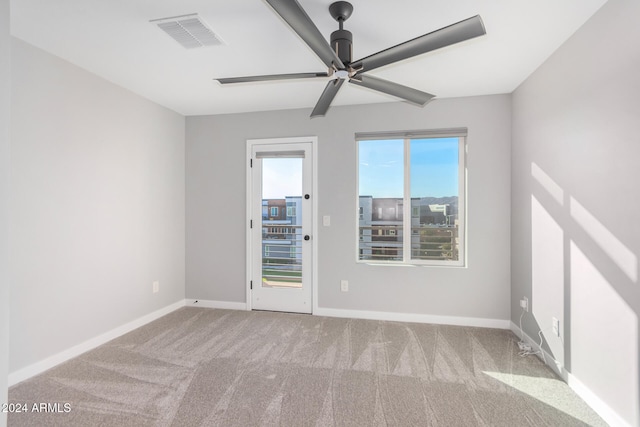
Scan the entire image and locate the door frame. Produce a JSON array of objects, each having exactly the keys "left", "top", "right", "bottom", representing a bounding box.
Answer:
[{"left": 245, "top": 136, "right": 318, "bottom": 313}]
